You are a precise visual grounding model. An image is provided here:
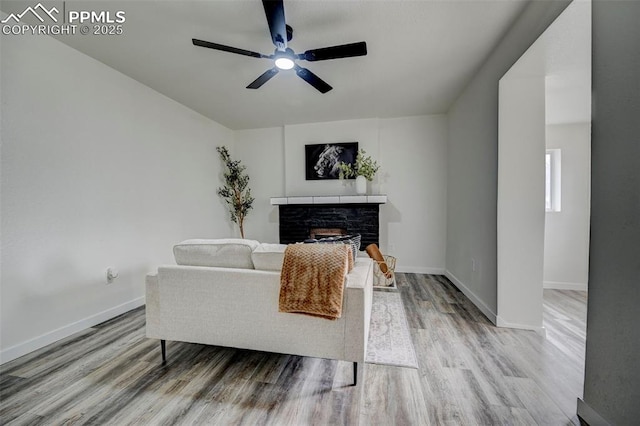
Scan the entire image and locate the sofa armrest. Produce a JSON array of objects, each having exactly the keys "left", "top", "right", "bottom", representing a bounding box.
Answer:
[
  {"left": 343, "top": 258, "right": 374, "bottom": 361},
  {"left": 145, "top": 273, "right": 162, "bottom": 338},
  {"left": 346, "top": 258, "right": 373, "bottom": 288}
]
